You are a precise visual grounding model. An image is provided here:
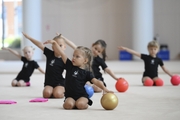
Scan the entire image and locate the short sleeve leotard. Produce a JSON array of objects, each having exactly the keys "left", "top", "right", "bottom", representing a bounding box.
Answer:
[
  {"left": 141, "top": 54, "right": 164, "bottom": 79},
  {"left": 43, "top": 47, "right": 66, "bottom": 87},
  {"left": 64, "top": 59, "right": 94, "bottom": 105},
  {"left": 15, "top": 56, "right": 39, "bottom": 82},
  {"left": 92, "top": 56, "right": 107, "bottom": 86}
]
